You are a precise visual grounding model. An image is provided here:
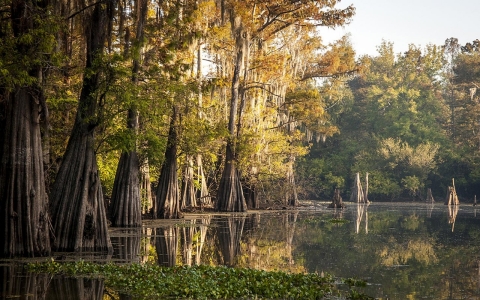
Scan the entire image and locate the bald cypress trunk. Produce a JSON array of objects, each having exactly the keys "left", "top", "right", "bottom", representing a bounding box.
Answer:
[
  {"left": 0, "top": 89, "right": 51, "bottom": 257},
  {"left": 50, "top": 2, "right": 113, "bottom": 252},
  {"left": 154, "top": 109, "right": 180, "bottom": 219},
  {"left": 0, "top": 0, "right": 51, "bottom": 258},
  {"left": 109, "top": 108, "right": 141, "bottom": 227},
  {"left": 109, "top": 0, "right": 148, "bottom": 227},
  {"left": 109, "top": 150, "right": 141, "bottom": 227},
  {"left": 216, "top": 12, "right": 247, "bottom": 212}
]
